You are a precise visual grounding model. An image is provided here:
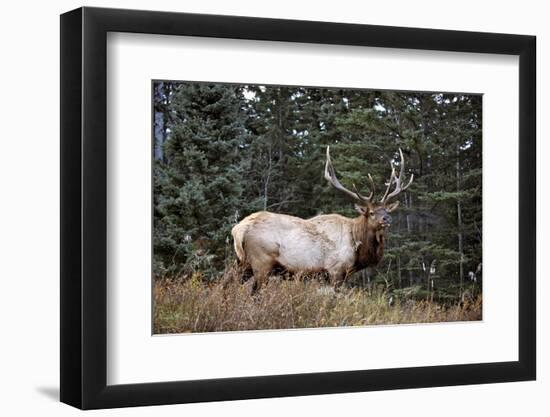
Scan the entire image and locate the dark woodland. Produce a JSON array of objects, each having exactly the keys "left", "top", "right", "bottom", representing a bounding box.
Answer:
[{"left": 152, "top": 81, "right": 482, "bottom": 332}]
